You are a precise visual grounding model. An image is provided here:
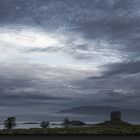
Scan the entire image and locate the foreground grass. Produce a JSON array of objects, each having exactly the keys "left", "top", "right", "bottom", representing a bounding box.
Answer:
[{"left": 0, "top": 125, "right": 140, "bottom": 134}]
